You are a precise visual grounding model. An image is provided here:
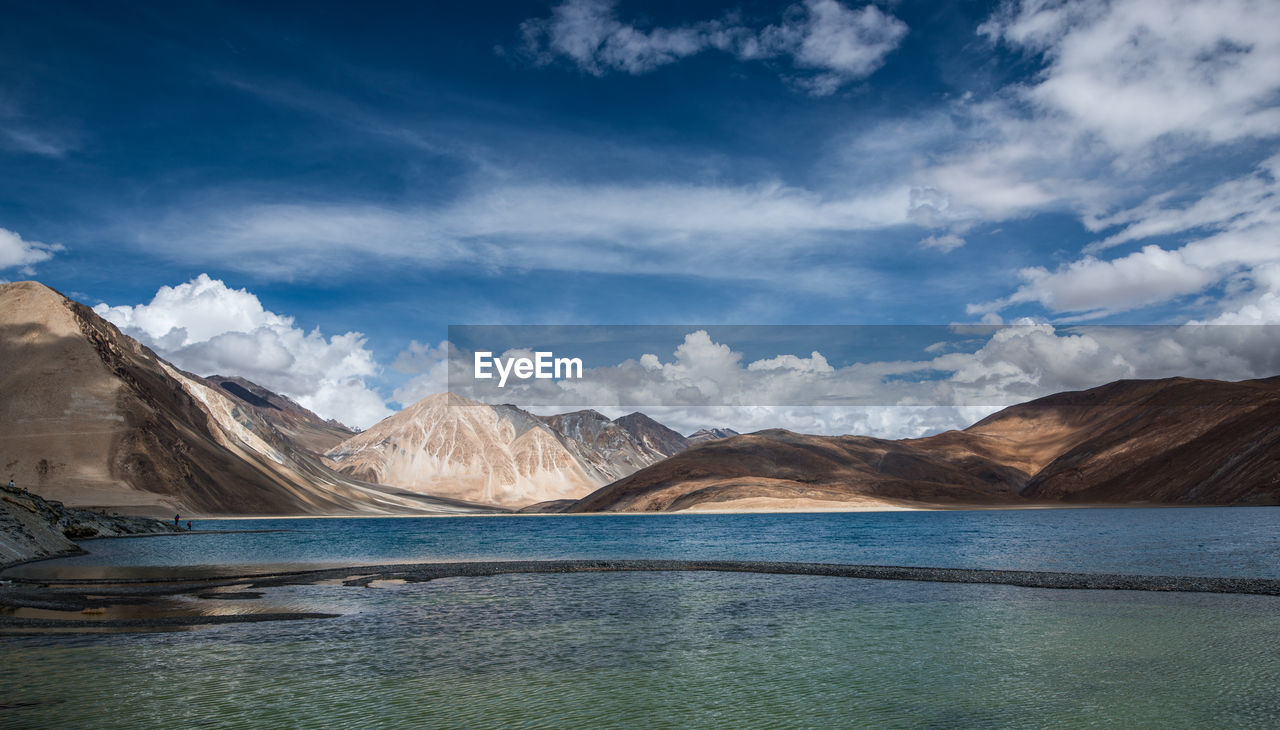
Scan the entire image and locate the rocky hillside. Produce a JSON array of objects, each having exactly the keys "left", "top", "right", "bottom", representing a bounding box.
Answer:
[
  {"left": 199, "top": 374, "right": 355, "bottom": 456},
  {"left": 570, "top": 376, "right": 1280, "bottom": 512},
  {"left": 535, "top": 409, "right": 689, "bottom": 483}
]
